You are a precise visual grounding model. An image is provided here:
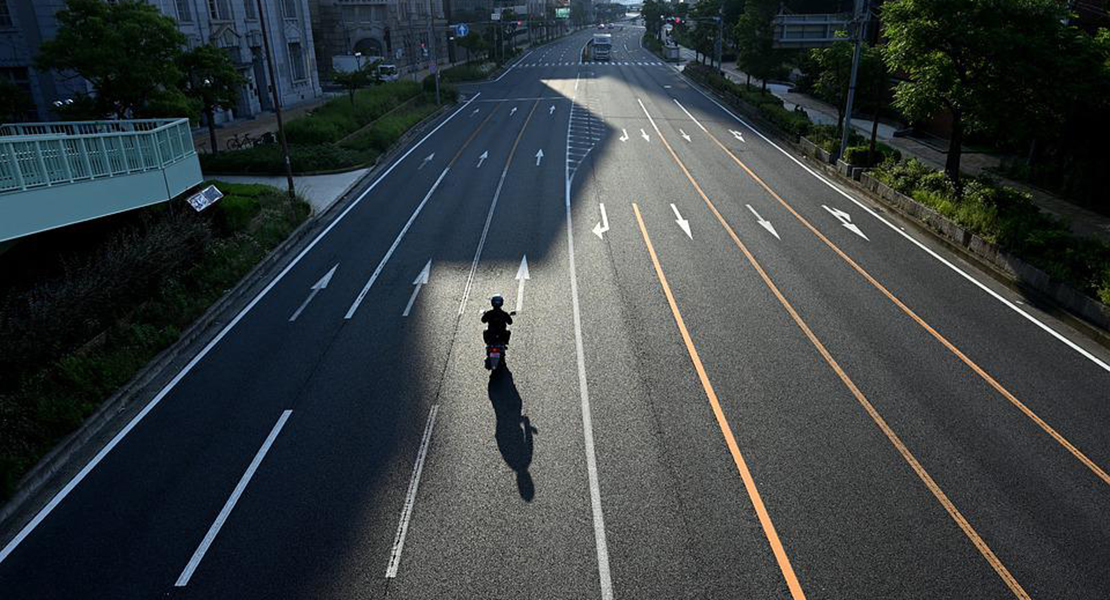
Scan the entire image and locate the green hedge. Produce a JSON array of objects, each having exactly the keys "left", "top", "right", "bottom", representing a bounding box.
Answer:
[
  {"left": 200, "top": 142, "right": 369, "bottom": 174},
  {"left": 0, "top": 183, "right": 310, "bottom": 499},
  {"left": 284, "top": 81, "right": 422, "bottom": 145},
  {"left": 439, "top": 63, "right": 492, "bottom": 82},
  {"left": 873, "top": 159, "right": 1110, "bottom": 303},
  {"left": 342, "top": 102, "right": 441, "bottom": 153},
  {"left": 683, "top": 62, "right": 812, "bottom": 139}
]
